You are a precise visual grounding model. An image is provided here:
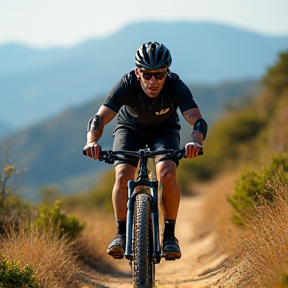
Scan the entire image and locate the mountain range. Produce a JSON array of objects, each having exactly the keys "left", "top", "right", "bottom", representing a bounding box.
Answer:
[
  {"left": 0, "top": 20, "right": 287, "bottom": 201},
  {"left": 0, "top": 21, "right": 287, "bottom": 135}
]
